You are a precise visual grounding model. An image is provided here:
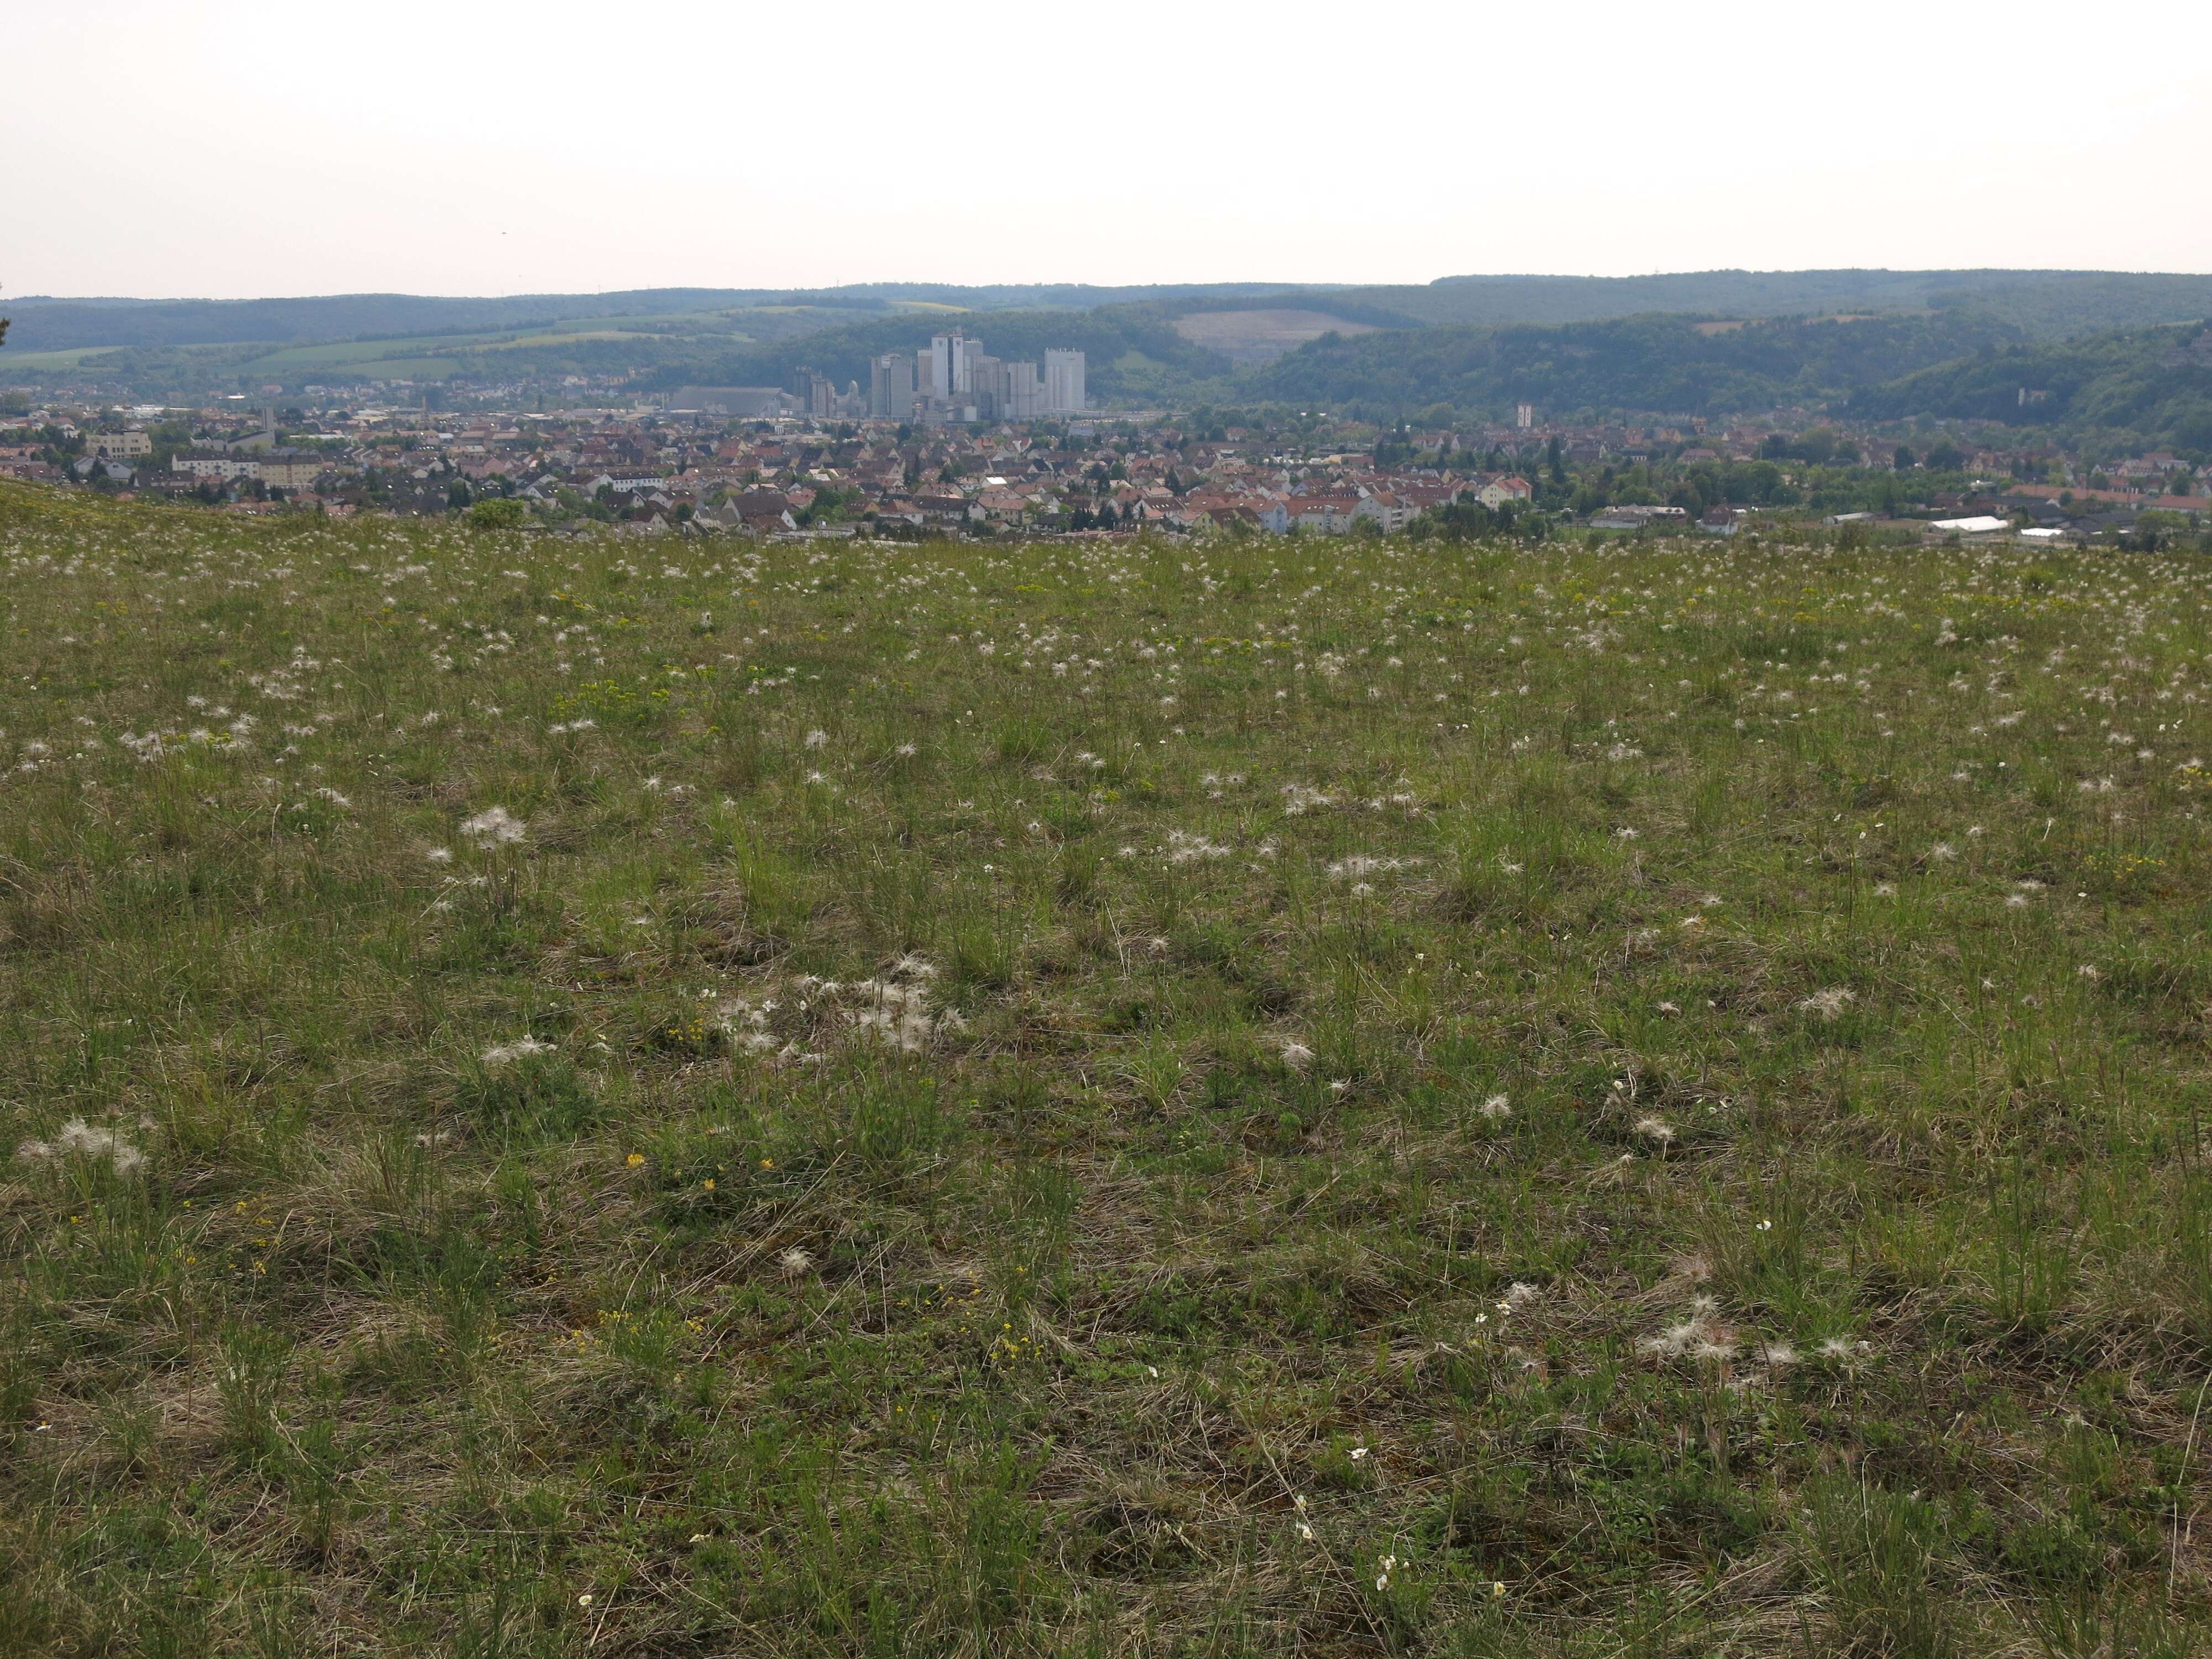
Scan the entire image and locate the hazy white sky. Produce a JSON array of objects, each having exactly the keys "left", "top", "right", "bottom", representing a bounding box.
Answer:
[{"left": 7, "top": 0, "right": 2208, "bottom": 299}]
